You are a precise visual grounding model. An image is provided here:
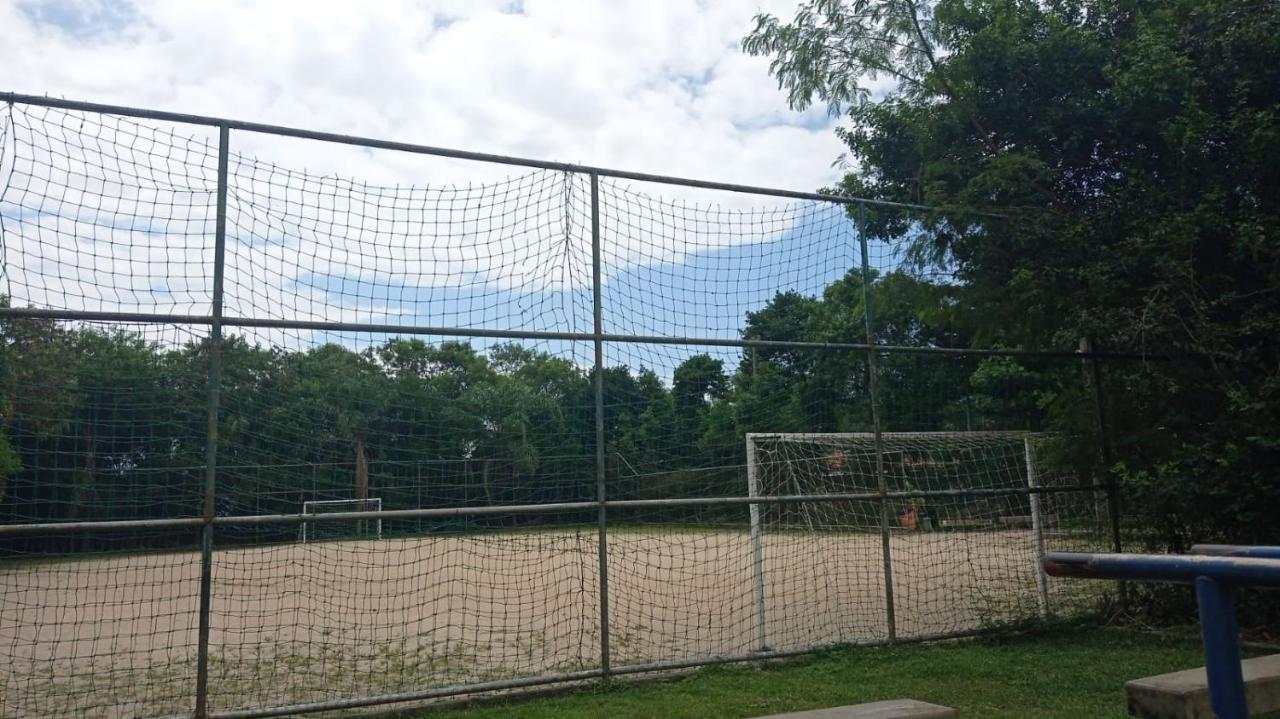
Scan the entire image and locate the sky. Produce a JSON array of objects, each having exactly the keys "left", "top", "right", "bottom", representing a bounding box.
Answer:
[
  {"left": 0, "top": 0, "right": 847, "bottom": 190},
  {"left": 0, "top": 0, "right": 907, "bottom": 377}
]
